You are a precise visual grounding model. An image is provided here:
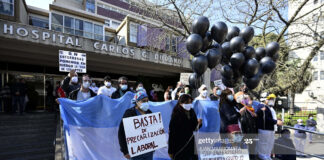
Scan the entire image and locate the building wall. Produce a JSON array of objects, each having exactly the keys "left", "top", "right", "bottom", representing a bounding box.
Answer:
[{"left": 288, "top": 0, "right": 324, "bottom": 106}]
